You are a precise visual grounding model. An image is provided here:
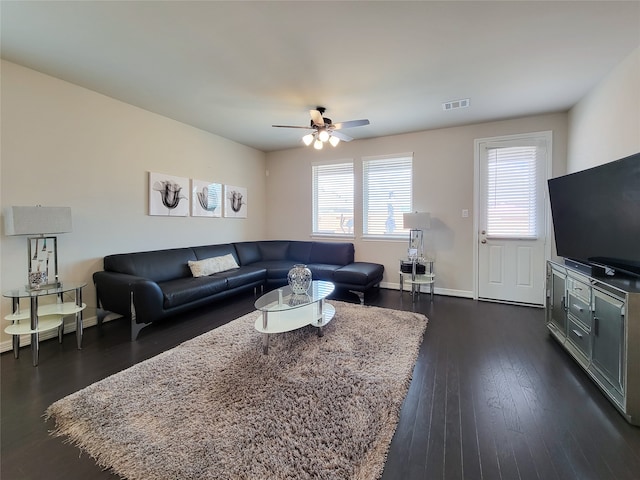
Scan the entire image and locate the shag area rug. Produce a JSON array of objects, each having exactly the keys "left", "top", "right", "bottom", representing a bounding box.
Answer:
[{"left": 45, "top": 301, "right": 427, "bottom": 480}]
